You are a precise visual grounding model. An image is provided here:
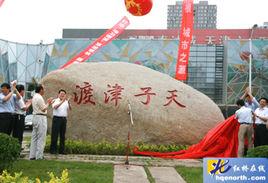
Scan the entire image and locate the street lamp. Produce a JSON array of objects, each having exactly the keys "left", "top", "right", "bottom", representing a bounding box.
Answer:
[{"left": 249, "top": 24, "right": 258, "bottom": 93}]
